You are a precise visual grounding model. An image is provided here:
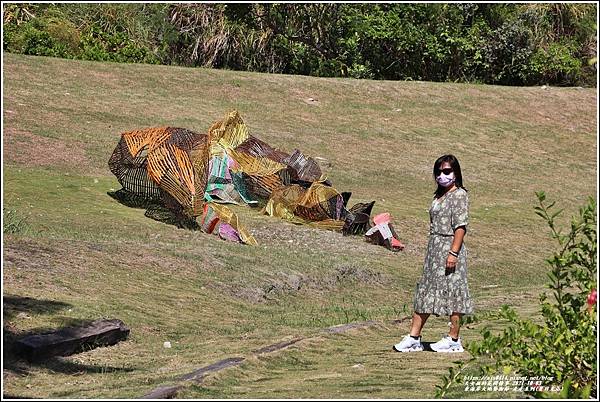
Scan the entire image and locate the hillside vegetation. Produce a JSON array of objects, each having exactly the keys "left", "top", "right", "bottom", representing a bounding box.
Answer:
[
  {"left": 2, "top": 53, "right": 597, "bottom": 398},
  {"left": 3, "top": 3, "right": 597, "bottom": 86}
]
